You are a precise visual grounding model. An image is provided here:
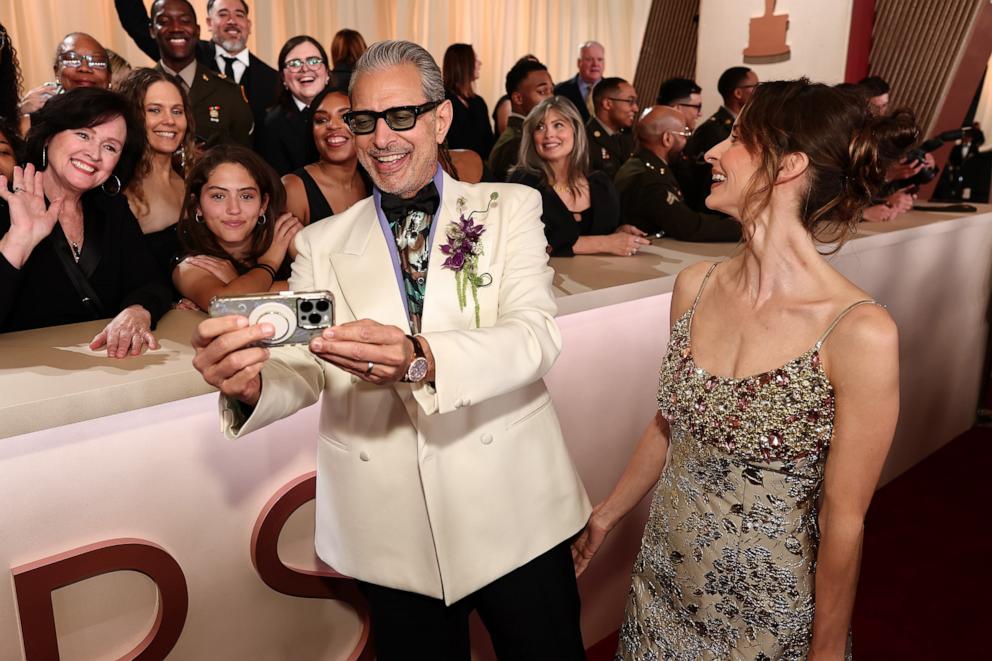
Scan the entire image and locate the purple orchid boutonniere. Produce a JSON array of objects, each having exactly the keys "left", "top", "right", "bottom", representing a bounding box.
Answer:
[{"left": 440, "top": 192, "right": 497, "bottom": 327}]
